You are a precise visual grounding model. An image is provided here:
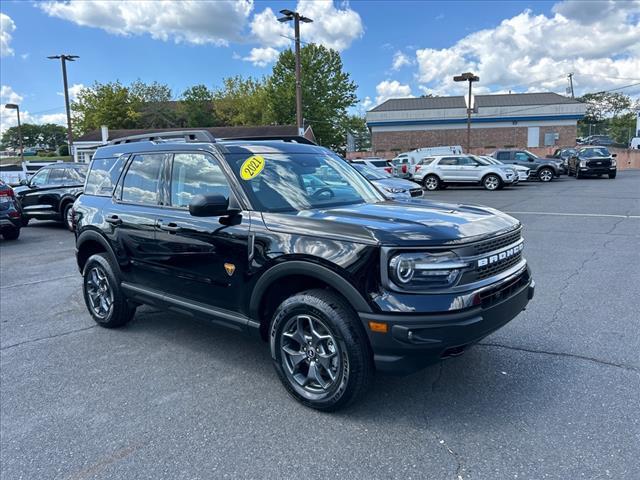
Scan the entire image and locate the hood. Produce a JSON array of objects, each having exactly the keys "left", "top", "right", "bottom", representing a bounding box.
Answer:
[
  {"left": 261, "top": 199, "right": 520, "bottom": 247},
  {"left": 372, "top": 178, "right": 418, "bottom": 191}
]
